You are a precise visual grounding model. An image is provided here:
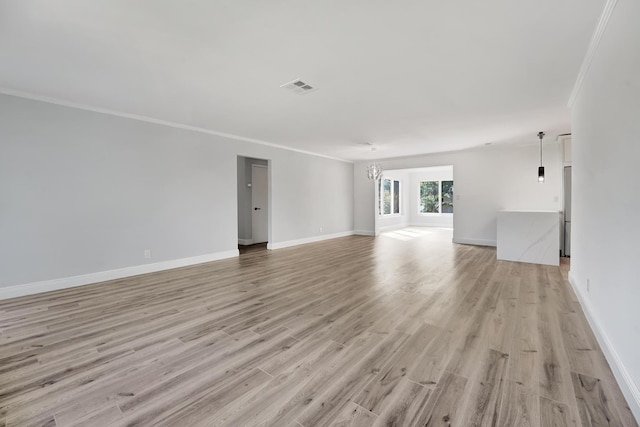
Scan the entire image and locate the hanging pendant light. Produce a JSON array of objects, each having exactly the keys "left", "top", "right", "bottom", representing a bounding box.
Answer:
[
  {"left": 366, "top": 146, "right": 383, "bottom": 180},
  {"left": 537, "top": 131, "right": 545, "bottom": 183},
  {"left": 367, "top": 161, "right": 383, "bottom": 180}
]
